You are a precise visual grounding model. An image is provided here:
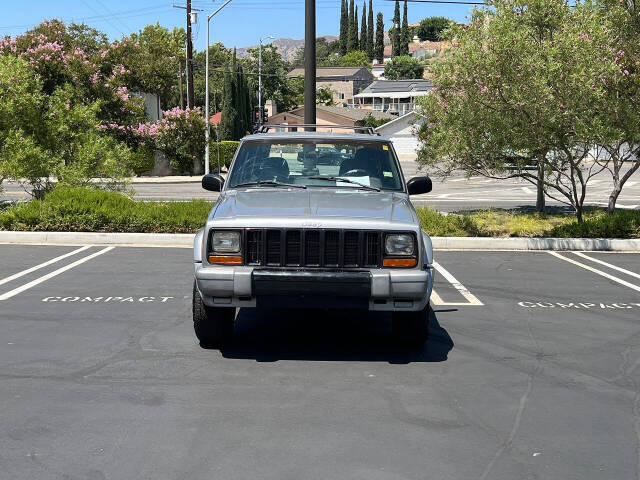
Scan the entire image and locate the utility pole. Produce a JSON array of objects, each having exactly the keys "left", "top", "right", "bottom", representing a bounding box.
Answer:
[
  {"left": 186, "top": 0, "right": 194, "bottom": 108},
  {"left": 173, "top": 2, "right": 202, "bottom": 108},
  {"left": 258, "top": 35, "right": 275, "bottom": 126},
  {"left": 304, "top": 0, "right": 316, "bottom": 129},
  {"left": 205, "top": 0, "right": 233, "bottom": 175}
]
